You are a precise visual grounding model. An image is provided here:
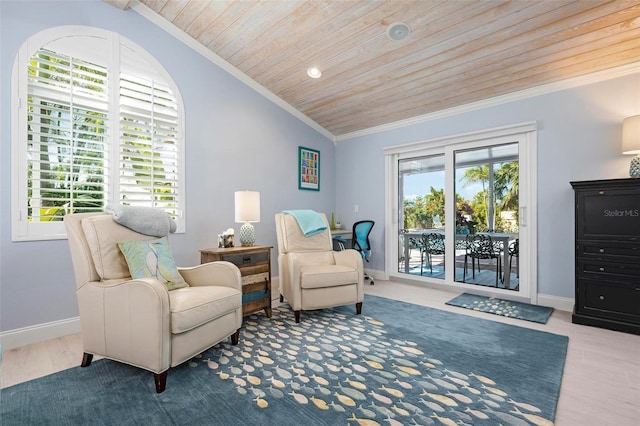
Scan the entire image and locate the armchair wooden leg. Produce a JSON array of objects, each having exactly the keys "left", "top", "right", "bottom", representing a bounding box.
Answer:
[
  {"left": 154, "top": 371, "right": 168, "bottom": 393},
  {"left": 294, "top": 310, "right": 301, "bottom": 323},
  {"left": 231, "top": 329, "right": 240, "bottom": 345},
  {"left": 280, "top": 294, "right": 284, "bottom": 303},
  {"left": 80, "top": 352, "right": 93, "bottom": 367},
  {"left": 356, "top": 302, "right": 363, "bottom": 315}
]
